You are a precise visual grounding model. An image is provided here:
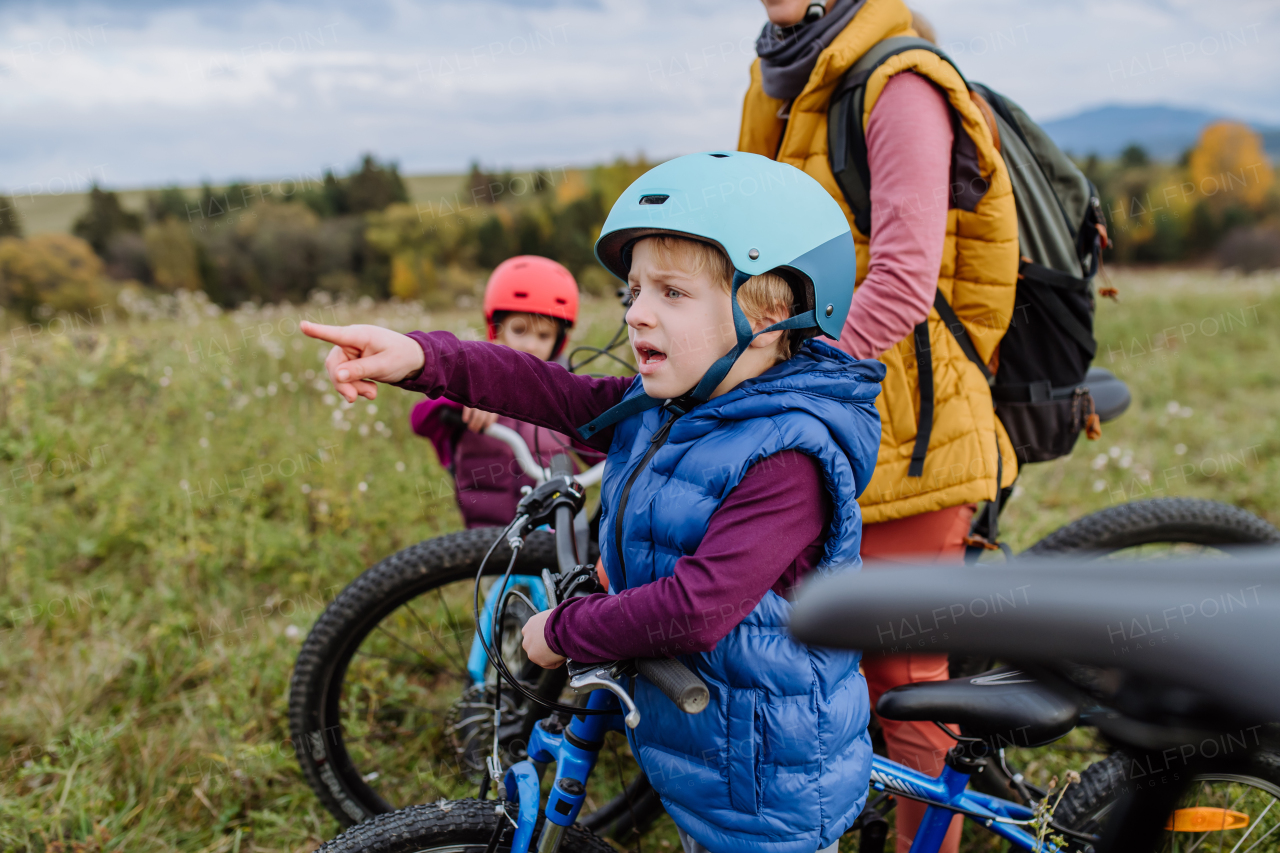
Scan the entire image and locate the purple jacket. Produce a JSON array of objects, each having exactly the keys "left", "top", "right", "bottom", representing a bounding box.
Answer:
[{"left": 411, "top": 398, "right": 599, "bottom": 529}]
